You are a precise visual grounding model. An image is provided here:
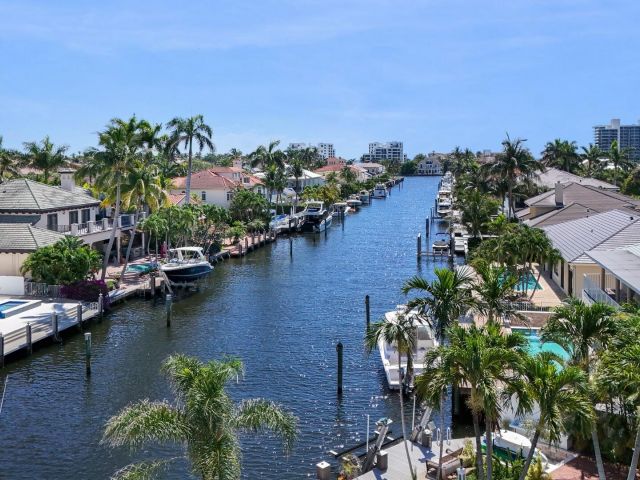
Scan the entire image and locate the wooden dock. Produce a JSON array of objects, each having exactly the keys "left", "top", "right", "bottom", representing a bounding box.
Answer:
[{"left": 228, "top": 230, "right": 276, "bottom": 258}]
